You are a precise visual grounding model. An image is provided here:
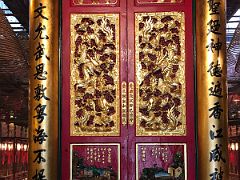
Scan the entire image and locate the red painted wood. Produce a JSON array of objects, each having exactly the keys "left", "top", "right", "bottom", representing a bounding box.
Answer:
[
  {"left": 127, "top": 0, "right": 195, "bottom": 179},
  {"left": 62, "top": 0, "right": 196, "bottom": 179},
  {"left": 61, "top": 1, "right": 128, "bottom": 179}
]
